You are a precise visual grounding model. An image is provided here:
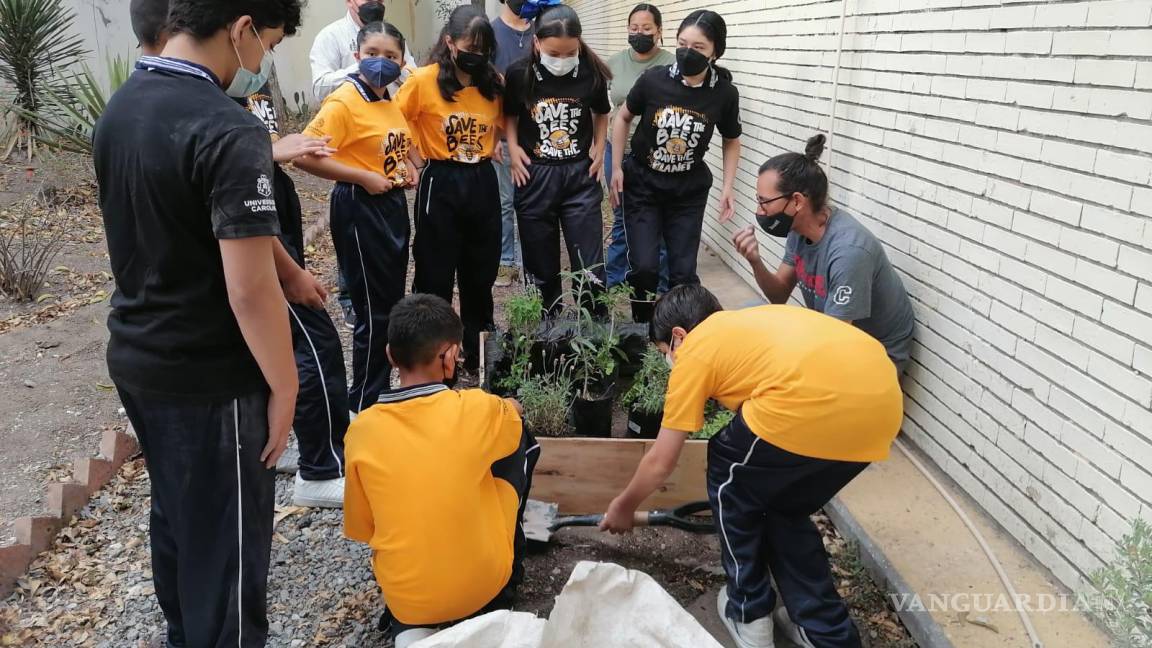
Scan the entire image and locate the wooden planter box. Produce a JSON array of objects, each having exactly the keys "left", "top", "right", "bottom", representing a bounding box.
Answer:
[{"left": 532, "top": 437, "right": 709, "bottom": 514}]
